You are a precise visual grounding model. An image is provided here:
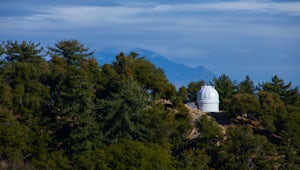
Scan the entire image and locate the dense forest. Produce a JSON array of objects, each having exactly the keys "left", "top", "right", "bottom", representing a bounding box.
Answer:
[{"left": 0, "top": 40, "right": 299, "bottom": 169}]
